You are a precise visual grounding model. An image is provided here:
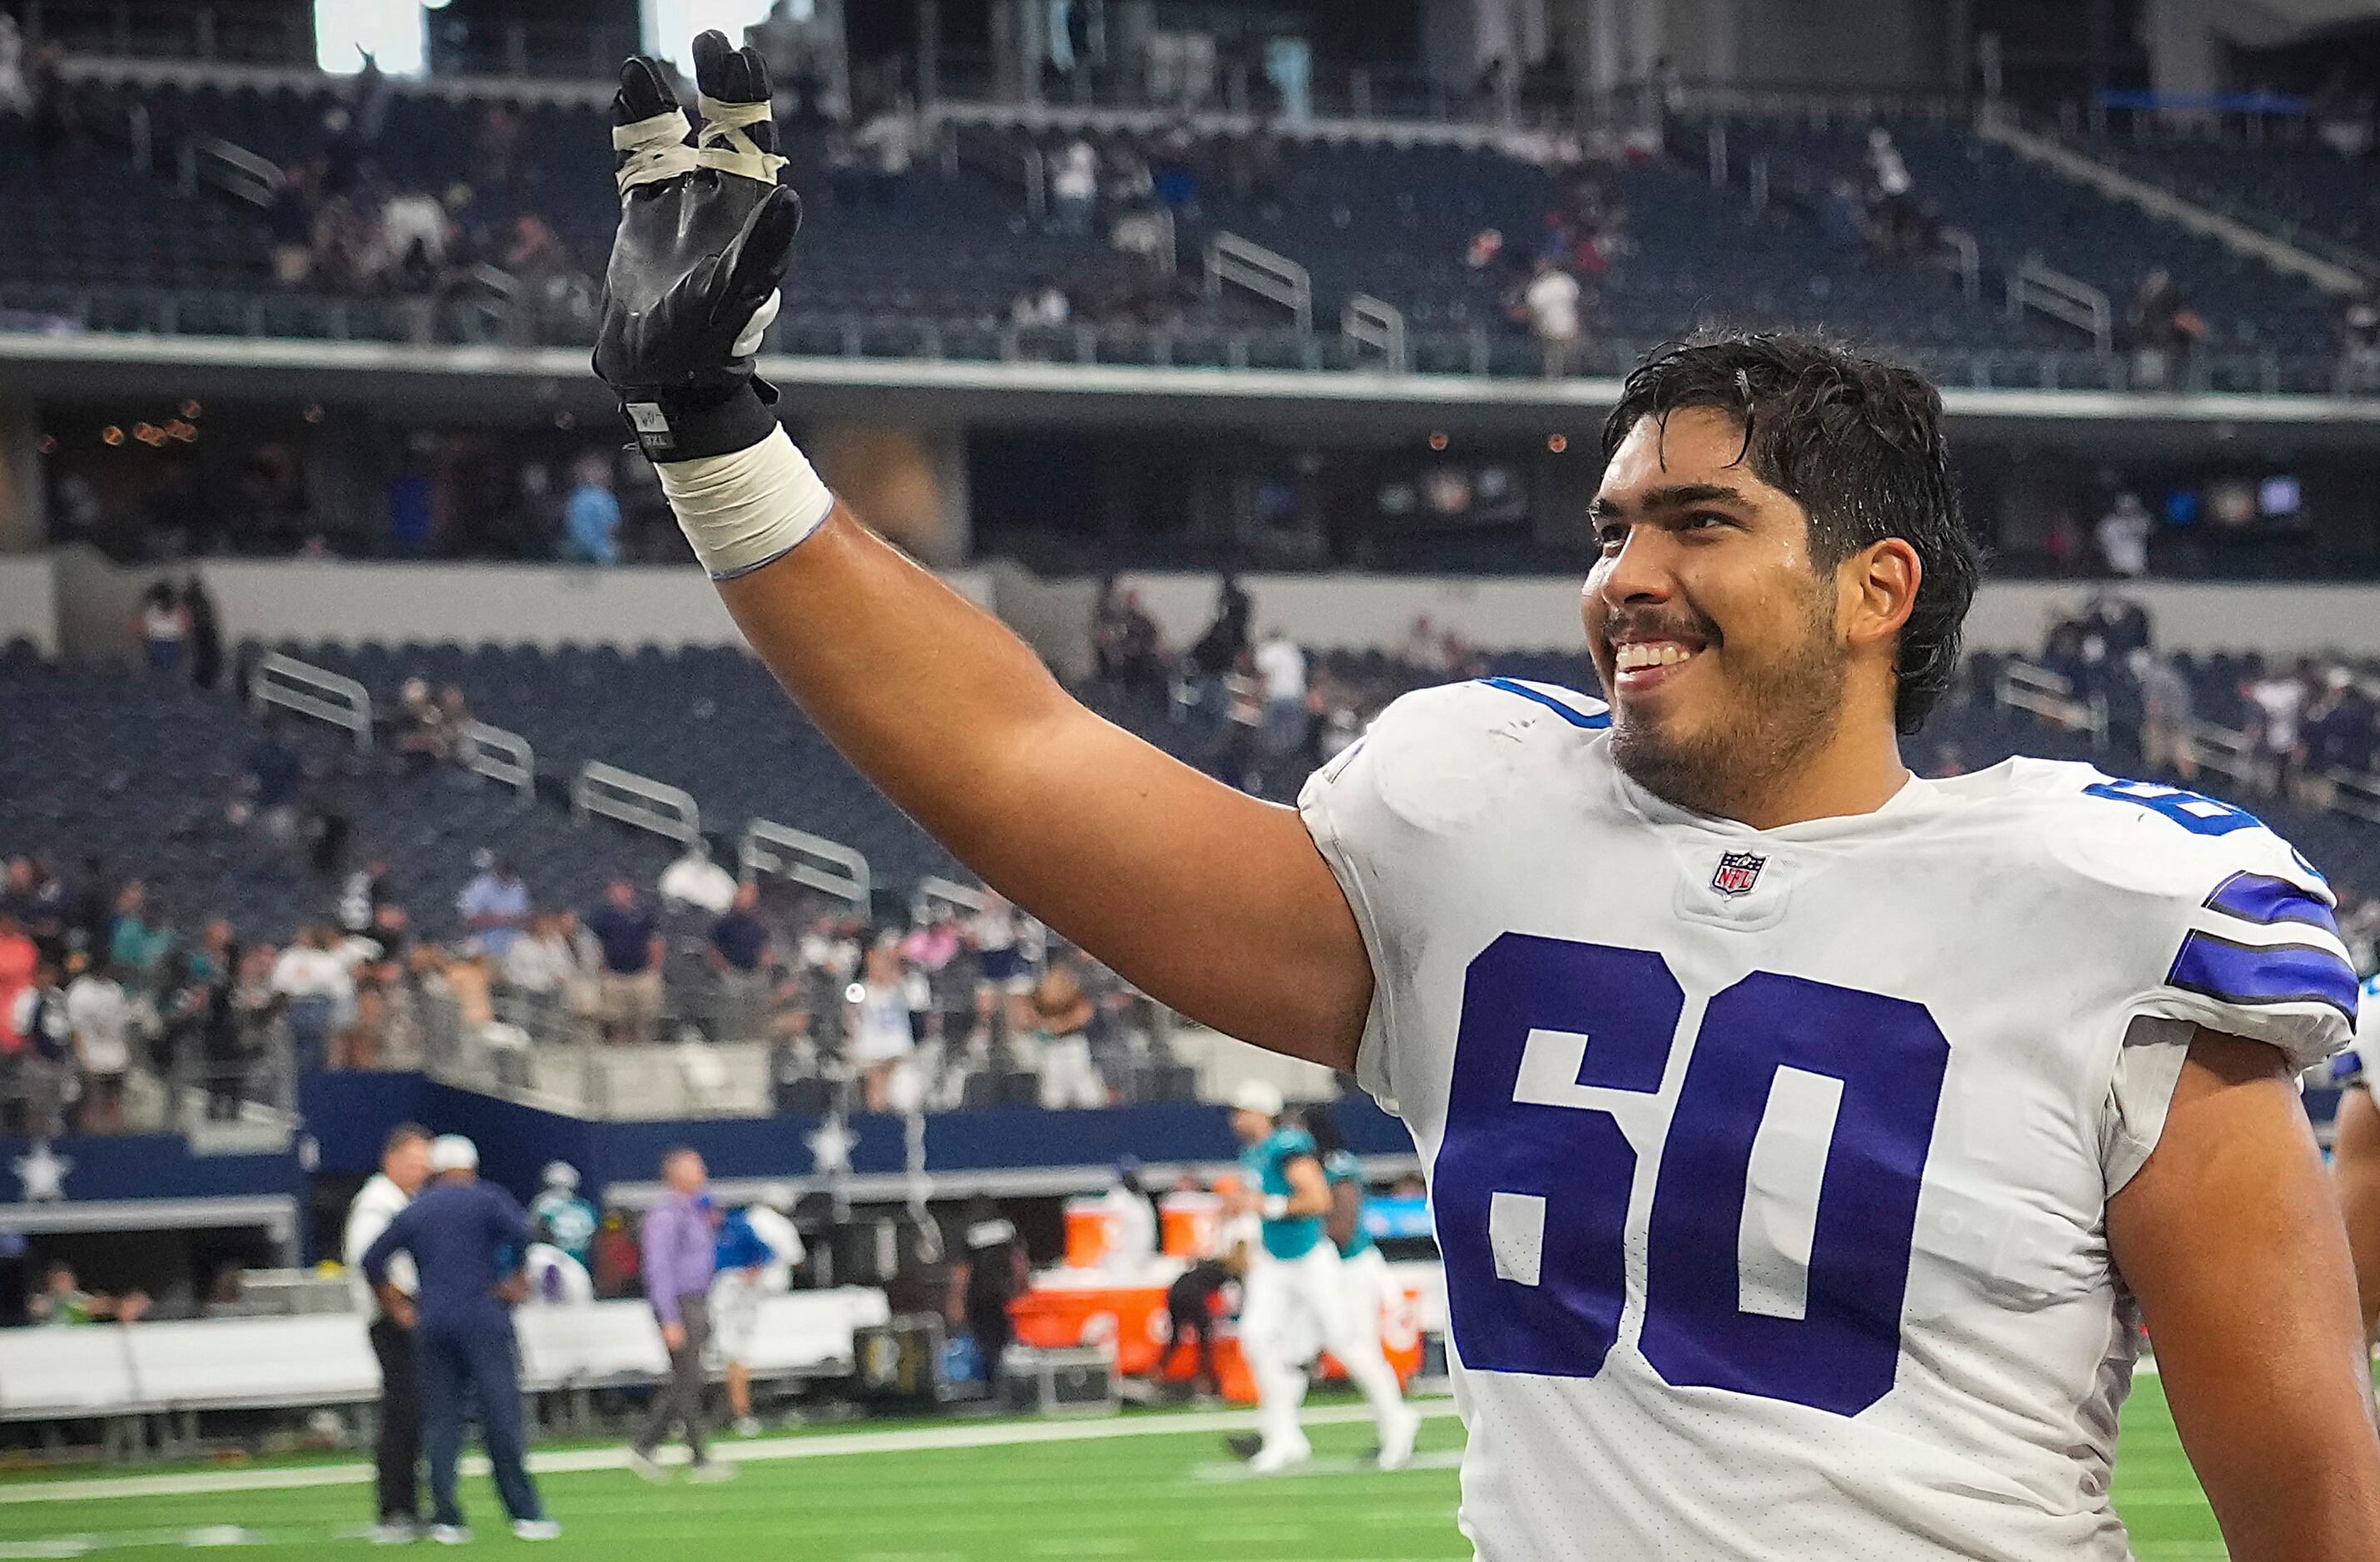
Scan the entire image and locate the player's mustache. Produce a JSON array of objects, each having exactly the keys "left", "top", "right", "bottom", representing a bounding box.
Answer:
[{"left": 1597, "top": 608, "right": 1719, "bottom": 649}]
